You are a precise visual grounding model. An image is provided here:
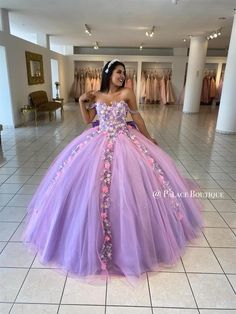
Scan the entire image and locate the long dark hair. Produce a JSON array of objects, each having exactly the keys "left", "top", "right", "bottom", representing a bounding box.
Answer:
[{"left": 100, "top": 60, "right": 126, "bottom": 92}]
